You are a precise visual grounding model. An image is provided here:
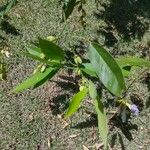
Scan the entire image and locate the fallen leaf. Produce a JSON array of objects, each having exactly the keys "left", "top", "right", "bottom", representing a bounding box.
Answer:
[
  {"left": 69, "top": 134, "right": 80, "bottom": 138},
  {"left": 62, "top": 122, "right": 69, "bottom": 129},
  {"left": 57, "top": 114, "right": 62, "bottom": 119},
  {"left": 28, "top": 113, "right": 34, "bottom": 121},
  {"left": 95, "top": 143, "right": 104, "bottom": 150},
  {"left": 83, "top": 145, "right": 89, "bottom": 150},
  {"left": 47, "top": 137, "right": 51, "bottom": 148}
]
